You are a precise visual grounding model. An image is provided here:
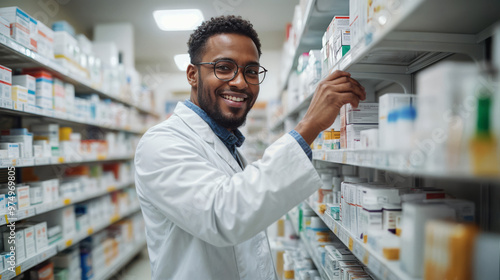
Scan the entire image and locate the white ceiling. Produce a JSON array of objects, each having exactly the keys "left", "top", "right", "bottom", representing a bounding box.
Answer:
[{"left": 60, "top": 0, "right": 299, "bottom": 72}]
